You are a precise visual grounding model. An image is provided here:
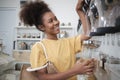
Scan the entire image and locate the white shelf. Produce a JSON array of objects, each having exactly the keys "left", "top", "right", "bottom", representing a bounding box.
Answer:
[
  {"left": 14, "top": 61, "right": 30, "bottom": 64},
  {"left": 60, "top": 26, "right": 73, "bottom": 29},
  {"left": 16, "top": 26, "right": 73, "bottom": 29},
  {"left": 13, "top": 50, "right": 31, "bottom": 52},
  {"left": 16, "top": 26, "right": 36, "bottom": 29},
  {"left": 16, "top": 38, "right": 41, "bottom": 41}
]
